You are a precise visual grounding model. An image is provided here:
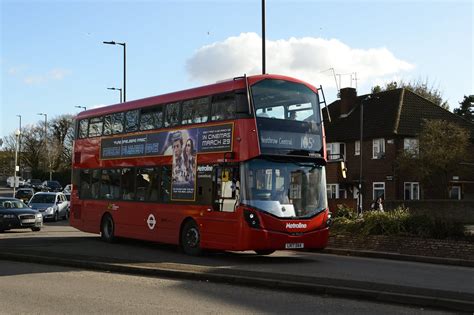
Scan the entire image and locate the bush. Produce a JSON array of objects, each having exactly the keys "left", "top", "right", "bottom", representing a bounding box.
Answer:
[
  {"left": 333, "top": 204, "right": 357, "bottom": 220},
  {"left": 331, "top": 207, "right": 467, "bottom": 239}
]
